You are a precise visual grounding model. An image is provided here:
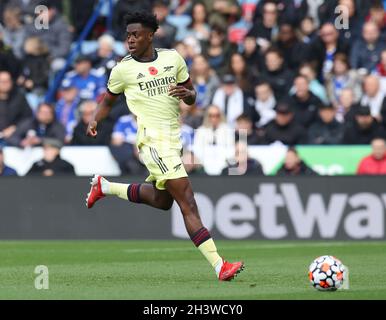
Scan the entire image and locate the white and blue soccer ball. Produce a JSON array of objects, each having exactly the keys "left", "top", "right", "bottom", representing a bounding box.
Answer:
[{"left": 308, "top": 255, "right": 346, "bottom": 291}]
